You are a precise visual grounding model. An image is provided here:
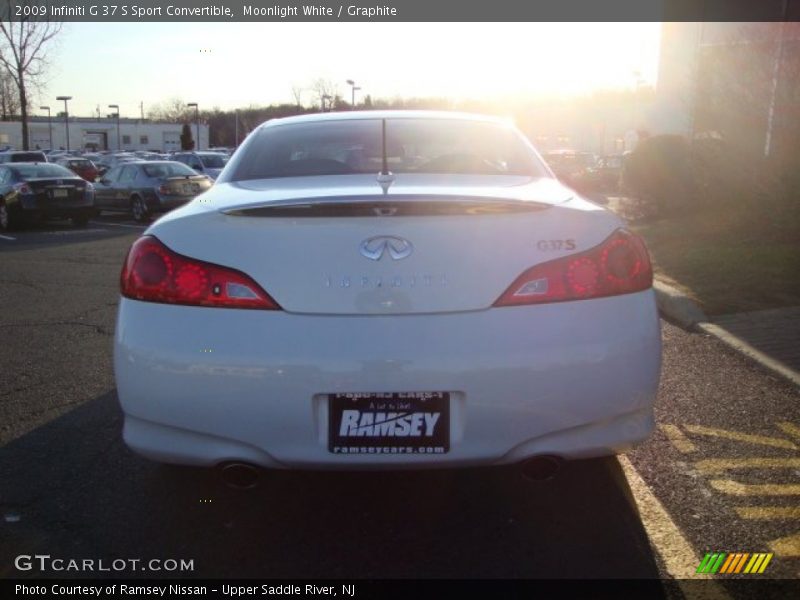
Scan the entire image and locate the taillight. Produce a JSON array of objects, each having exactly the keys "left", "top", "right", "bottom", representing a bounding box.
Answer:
[
  {"left": 15, "top": 183, "right": 32, "bottom": 194},
  {"left": 494, "top": 229, "right": 652, "bottom": 307},
  {"left": 120, "top": 236, "right": 281, "bottom": 310},
  {"left": 158, "top": 184, "right": 171, "bottom": 194}
]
